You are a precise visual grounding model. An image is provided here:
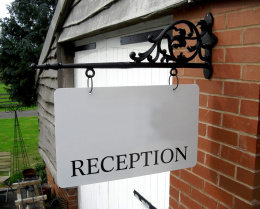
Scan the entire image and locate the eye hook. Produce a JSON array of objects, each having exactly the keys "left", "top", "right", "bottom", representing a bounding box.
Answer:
[
  {"left": 169, "top": 68, "right": 179, "bottom": 90},
  {"left": 85, "top": 68, "right": 95, "bottom": 94}
]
